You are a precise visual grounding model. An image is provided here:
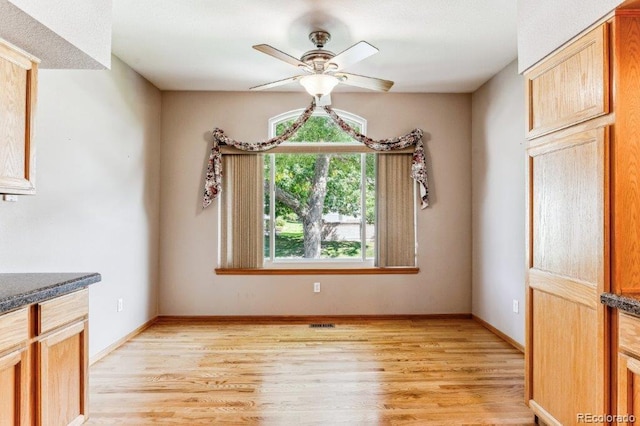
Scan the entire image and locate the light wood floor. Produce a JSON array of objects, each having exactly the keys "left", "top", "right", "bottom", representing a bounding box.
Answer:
[{"left": 87, "top": 317, "right": 534, "bottom": 425}]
